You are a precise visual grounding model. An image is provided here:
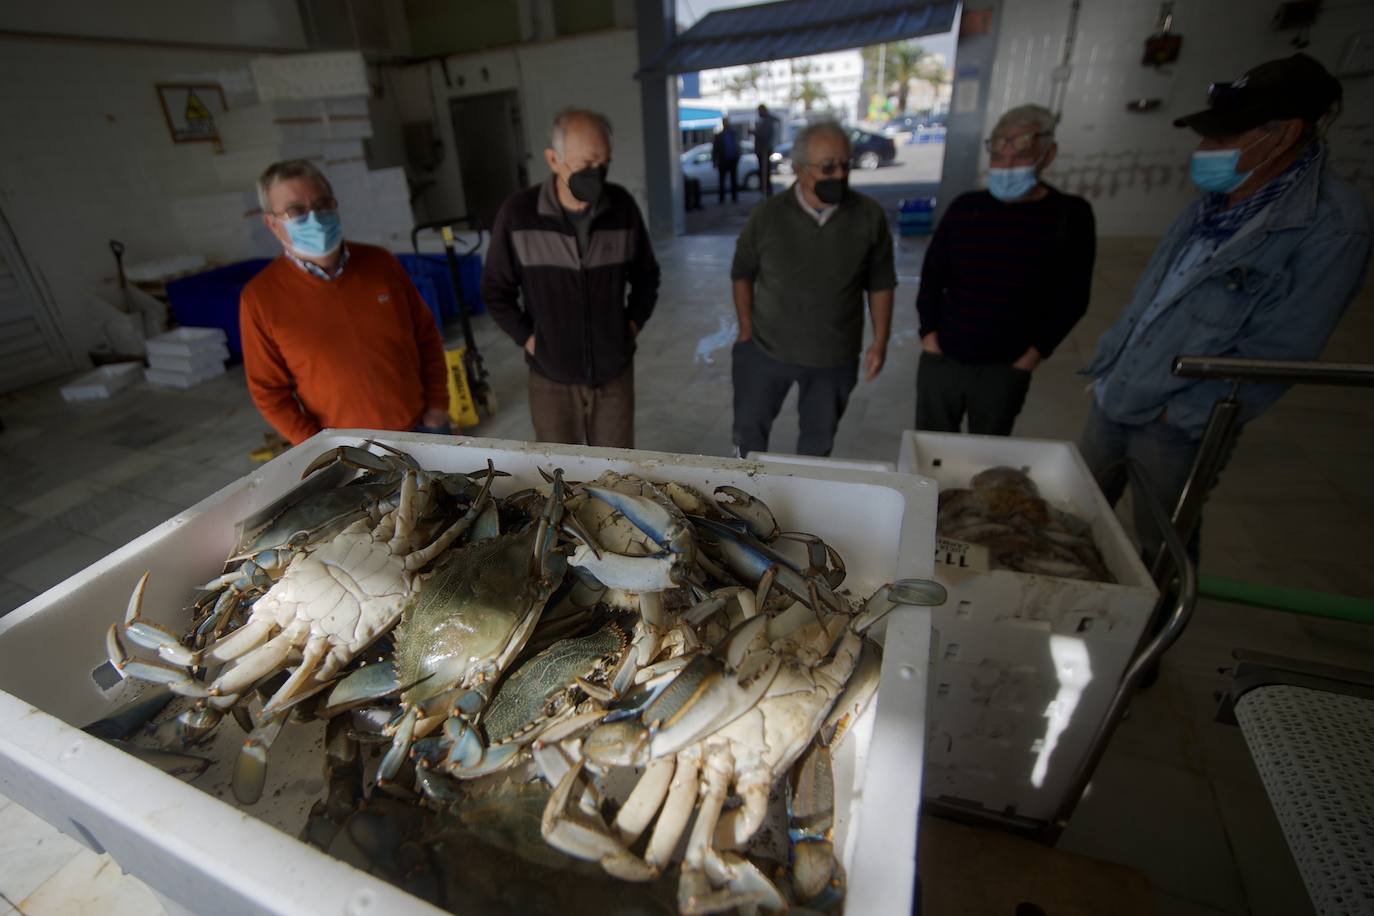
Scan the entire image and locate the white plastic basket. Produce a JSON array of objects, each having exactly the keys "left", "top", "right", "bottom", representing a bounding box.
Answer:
[
  {"left": 898, "top": 430, "right": 1158, "bottom": 824},
  {"left": 0, "top": 431, "right": 938, "bottom": 916}
]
